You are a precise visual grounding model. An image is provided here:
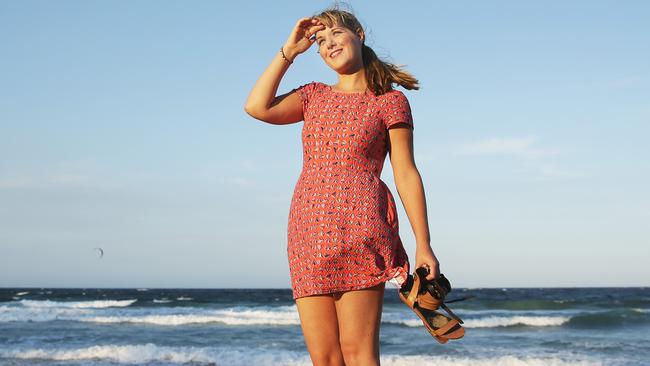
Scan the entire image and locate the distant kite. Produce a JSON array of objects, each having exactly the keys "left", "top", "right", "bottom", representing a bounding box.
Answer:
[{"left": 94, "top": 247, "right": 104, "bottom": 258}]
